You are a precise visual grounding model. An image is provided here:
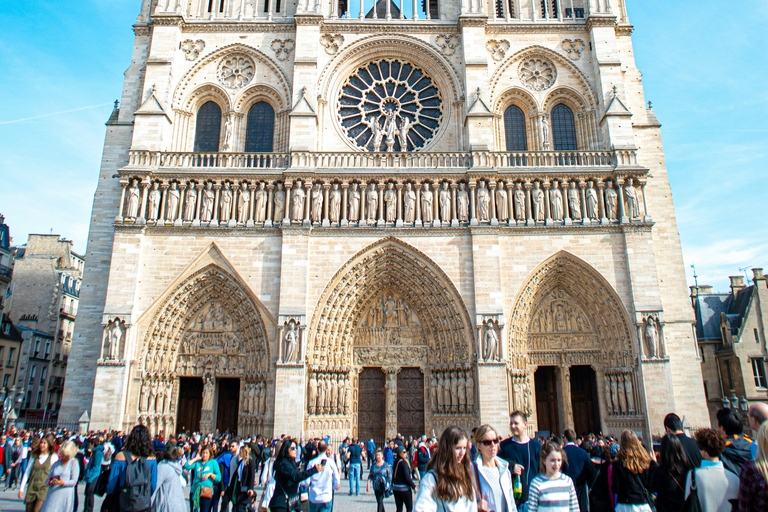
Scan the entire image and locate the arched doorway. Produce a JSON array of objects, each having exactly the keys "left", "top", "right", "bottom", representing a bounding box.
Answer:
[
  {"left": 134, "top": 263, "right": 272, "bottom": 436},
  {"left": 306, "top": 238, "right": 476, "bottom": 440},
  {"left": 508, "top": 252, "right": 641, "bottom": 437}
]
